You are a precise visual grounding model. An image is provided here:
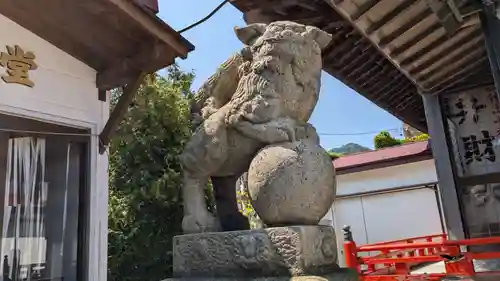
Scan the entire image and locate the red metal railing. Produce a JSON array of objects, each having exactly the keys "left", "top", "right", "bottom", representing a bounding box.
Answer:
[{"left": 342, "top": 226, "right": 500, "bottom": 280}]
